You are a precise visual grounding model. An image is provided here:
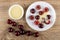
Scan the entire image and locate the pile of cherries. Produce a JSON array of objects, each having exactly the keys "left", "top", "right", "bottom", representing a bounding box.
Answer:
[
  {"left": 29, "top": 5, "right": 51, "bottom": 28},
  {"left": 7, "top": 19, "right": 39, "bottom": 37}
]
